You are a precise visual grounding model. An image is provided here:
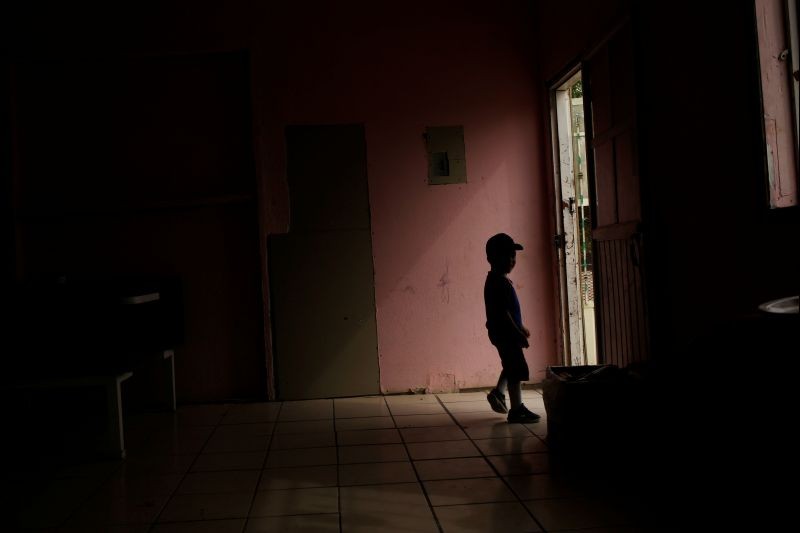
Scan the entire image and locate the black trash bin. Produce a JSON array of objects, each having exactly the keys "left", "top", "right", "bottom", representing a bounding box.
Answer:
[{"left": 542, "top": 364, "right": 634, "bottom": 454}]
